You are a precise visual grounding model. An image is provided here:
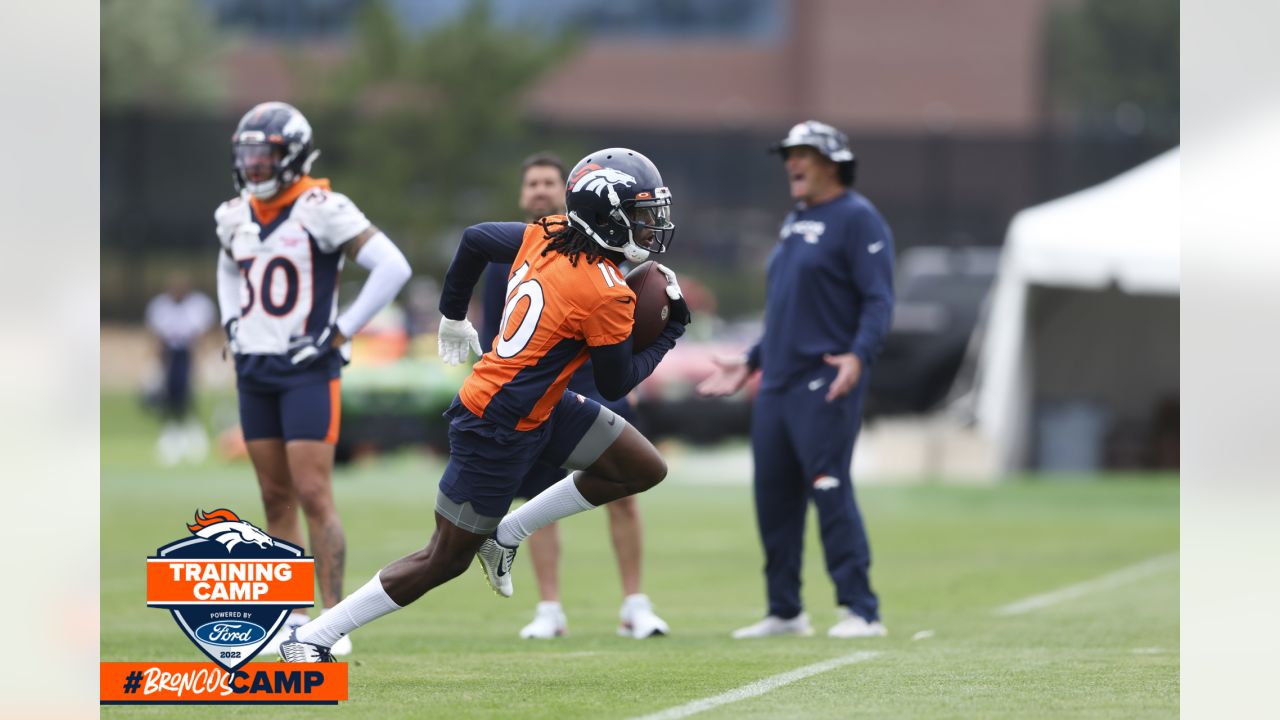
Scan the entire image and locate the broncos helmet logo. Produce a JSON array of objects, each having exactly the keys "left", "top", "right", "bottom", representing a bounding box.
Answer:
[
  {"left": 187, "top": 509, "right": 275, "bottom": 552},
  {"left": 571, "top": 167, "right": 638, "bottom": 197}
]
